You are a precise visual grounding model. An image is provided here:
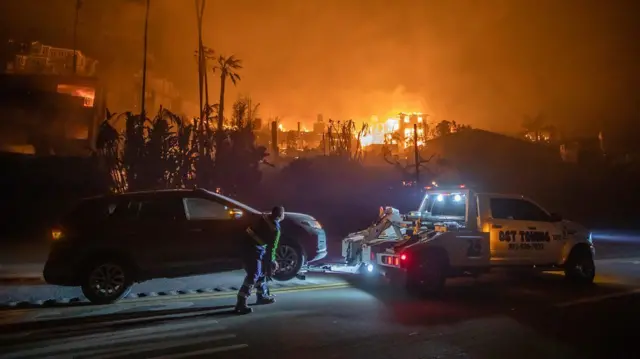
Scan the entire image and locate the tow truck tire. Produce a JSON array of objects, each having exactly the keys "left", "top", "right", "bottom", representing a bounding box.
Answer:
[
  {"left": 406, "top": 250, "right": 448, "bottom": 297},
  {"left": 564, "top": 246, "right": 596, "bottom": 285}
]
